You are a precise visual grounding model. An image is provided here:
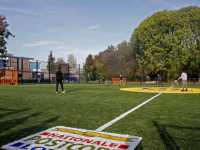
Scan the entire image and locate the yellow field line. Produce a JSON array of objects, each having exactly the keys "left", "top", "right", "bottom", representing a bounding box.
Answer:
[{"left": 54, "top": 128, "right": 132, "bottom": 142}]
